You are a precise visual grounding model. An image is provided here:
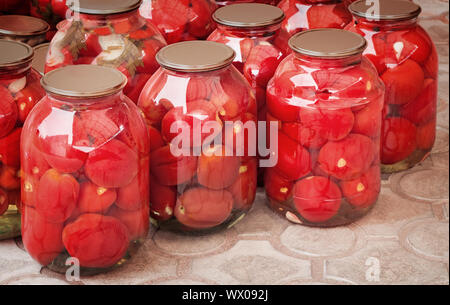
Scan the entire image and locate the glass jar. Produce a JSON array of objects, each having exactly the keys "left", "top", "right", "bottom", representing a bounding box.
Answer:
[
  {"left": 265, "top": 29, "right": 385, "bottom": 227},
  {"left": 346, "top": 0, "right": 438, "bottom": 173},
  {"left": 45, "top": 0, "right": 167, "bottom": 104},
  {"left": 30, "top": 0, "right": 69, "bottom": 40},
  {"left": 0, "top": 40, "right": 45, "bottom": 240},
  {"left": 138, "top": 41, "right": 257, "bottom": 232},
  {"left": 216, "top": 1, "right": 279, "bottom": 8},
  {"left": 275, "top": 0, "right": 352, "bottom": 55},
  {"left": 208, "top": 3, "right": 285, "bottom": 184},
  {"left": 139, "top": 0, "right": 217, "bottom": 44},
  {"left": 21, "top": 65, "right": 150, "bottom": 274},
  {"left": 0, "top": 15, "right": 50, "bottom": 47}
]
